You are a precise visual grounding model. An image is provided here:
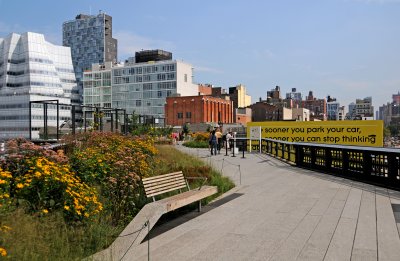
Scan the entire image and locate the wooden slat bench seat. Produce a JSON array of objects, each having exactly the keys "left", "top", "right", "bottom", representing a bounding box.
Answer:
[
  {"left": 91, "top": 171, "right": 218, "bottom": 260},
  {"left": 142, "top": 171, "right": 218, "bottom": 212}
]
